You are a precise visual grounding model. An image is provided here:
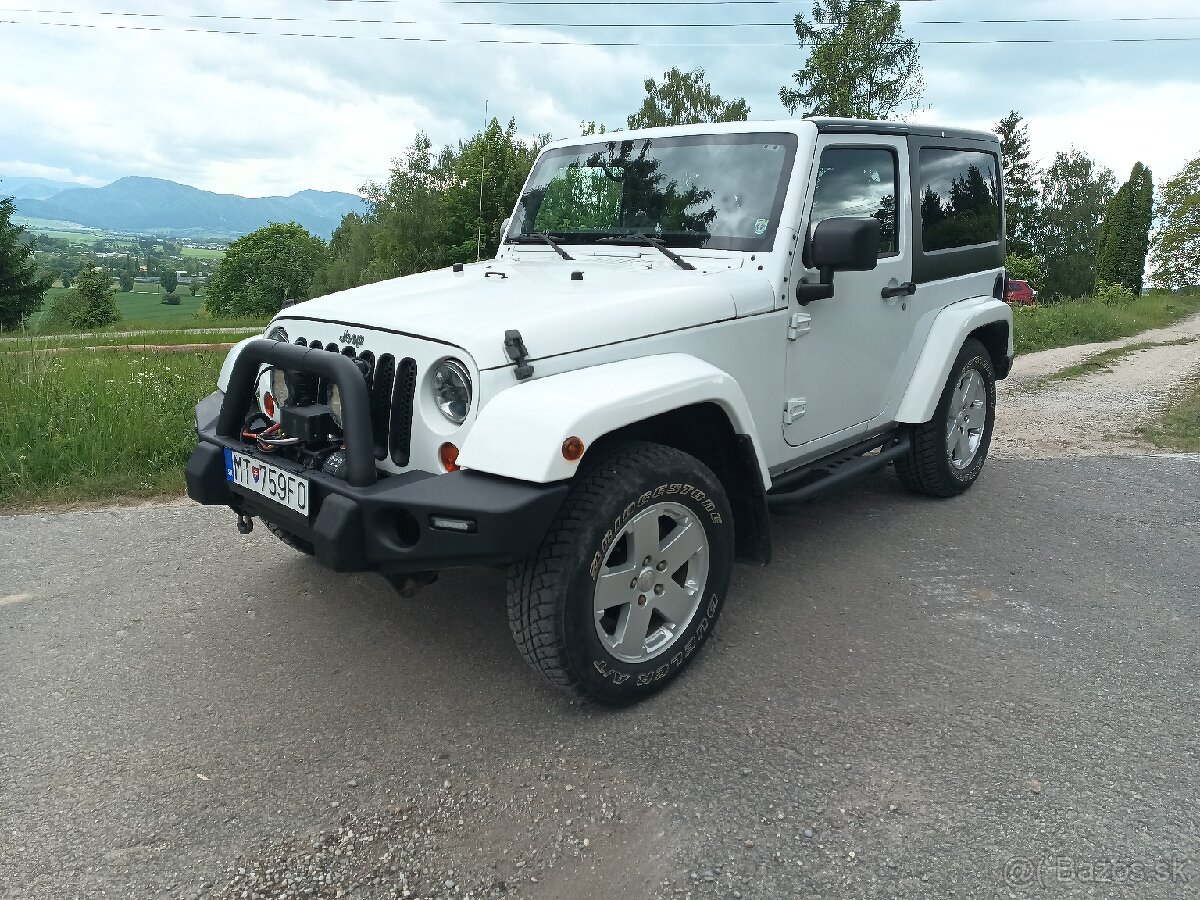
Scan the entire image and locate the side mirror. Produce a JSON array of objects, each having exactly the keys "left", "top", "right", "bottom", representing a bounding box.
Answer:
[
  {"left": 797, "top": 217, "right": 881, "bottom": 305},
  {"left": 499, "top": 216, "right": 513, "bottom": 241},
  {"left": 810, "top": 217, "right": 881, "bottom": 272}
]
